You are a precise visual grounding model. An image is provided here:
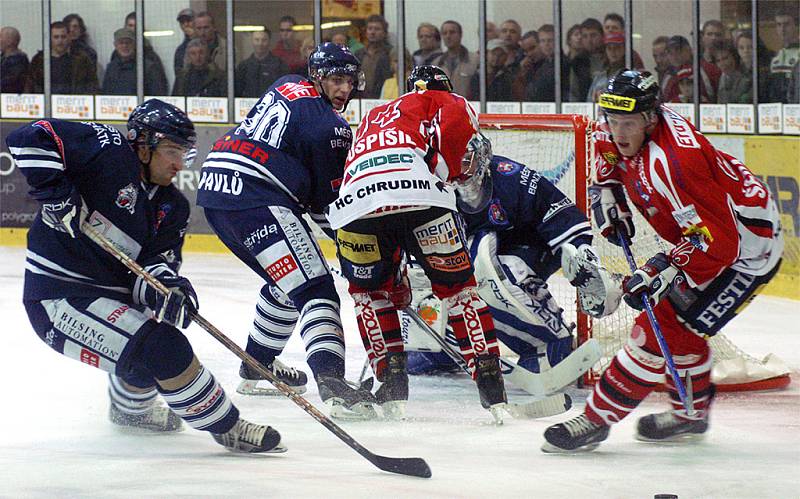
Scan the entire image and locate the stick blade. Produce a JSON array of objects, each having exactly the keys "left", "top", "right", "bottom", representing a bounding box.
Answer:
[{"left": 370, "top": 455, "right": 432, "bottom": 478}]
